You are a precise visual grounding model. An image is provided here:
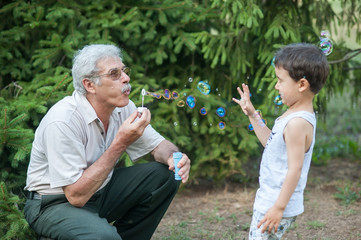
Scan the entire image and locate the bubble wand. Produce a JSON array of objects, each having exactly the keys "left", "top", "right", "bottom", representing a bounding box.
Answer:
[{"left": 138, "top": 89, "right": 147, "bottom": 115}]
